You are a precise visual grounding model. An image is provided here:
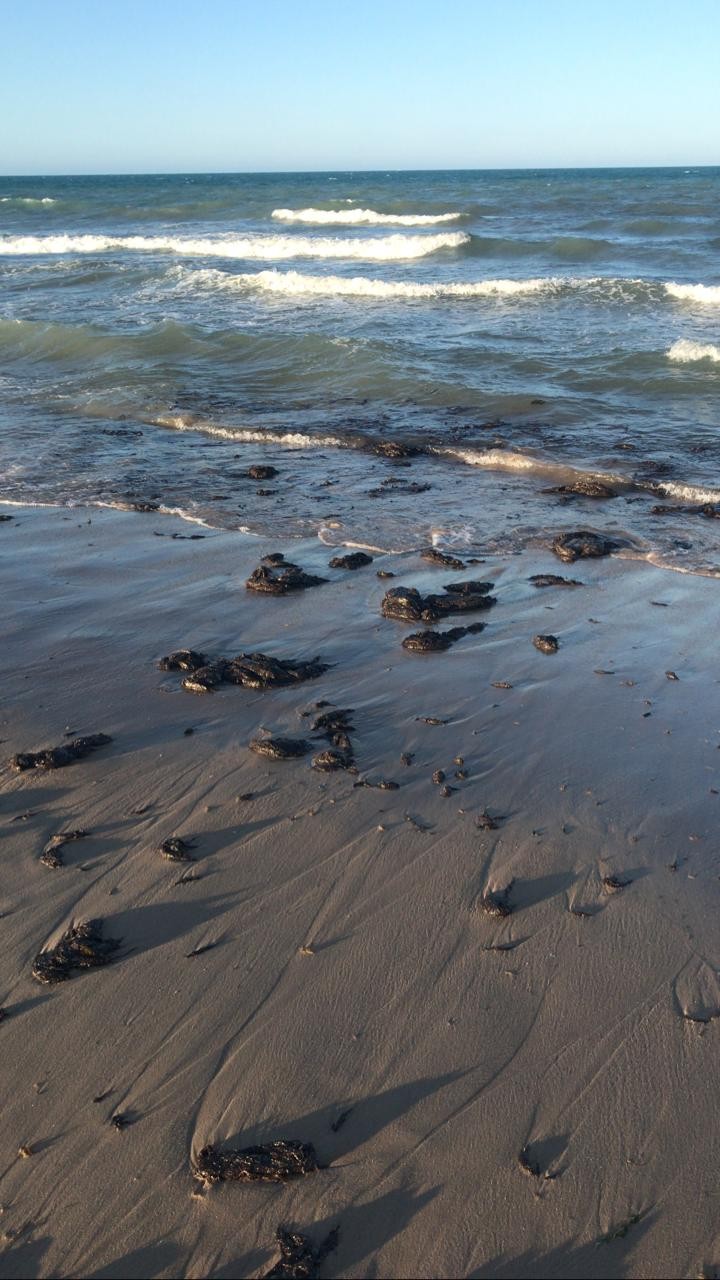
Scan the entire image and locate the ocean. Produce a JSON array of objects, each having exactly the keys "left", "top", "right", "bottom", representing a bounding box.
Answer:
[{"left": 1, "top": 167, "right": 719, "bottom": 571}]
